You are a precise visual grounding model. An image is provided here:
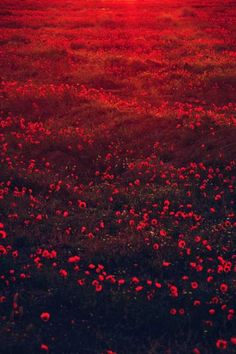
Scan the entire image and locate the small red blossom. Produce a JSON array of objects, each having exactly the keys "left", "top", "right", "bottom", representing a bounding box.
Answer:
[
  {"left": 59, "top": 269, "right": 68, "bottom": 278},
  {"left": 170, "top": 308, "right": 177, "bottom": 315},
  {"left": 95, "top": 284, "right": 103, "bottom": 292},
  {"left": 216, "top": 339, "right": 227, "bottom": 350},
  {"left": 68, "top": 256, "right": 80, "bottom": 263},
  {"left": 153, "top": 243, "right": 159, "bottom": 250},
  {"left": 192, "top": 348, "right": 201, "bottom": 354},
  {"left": 40, "top": 312, "right": 50, "bottom": 322},
  {"left": 40, "top": 344, "right": 49, "bottom": 351},
  {"left": 230, "top": 337, "right": 236, "bottom": 345},
  {"left": 0, "top": 230, "right": 7, "bottom": 239},
  {"left": 135, "top": 285, "right": 143, "bottom": 292},
  {"left": 160, "top": 229, "right": 167, "bottom": 237},
  {"left": 220, "top": 283, "right": 228, "bottom": 293},
  {"left": 191, "top": 282, "right": 199, "bottom": 289},
  {"left": 78, "top": 200, "right": 87, "bottom": 208},
  {"left": 178, "top": 240, "right": 186, "bottom": 248}
]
